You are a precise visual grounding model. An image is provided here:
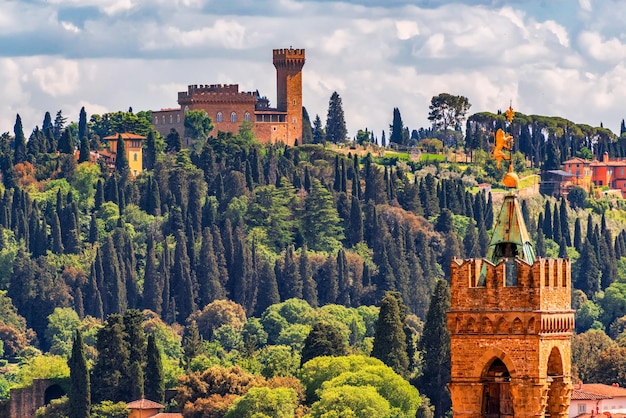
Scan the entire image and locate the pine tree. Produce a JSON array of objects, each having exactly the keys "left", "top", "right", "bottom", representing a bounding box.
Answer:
[
  {"left": 68, "top": 330, "right": 90, "bottom": 418},
  {"left": 312, "top": 114, "right": 325, "bottom": 145},
  {"left": 278, "top": 245, "right": 302, "bottom": 300},
  {"left": 145, "top": 334, "right": 164, "bottom": 404},
  {"left": 13, "top": 114, "right": 26, "bottom": 164},
  {"left": 300, "top": 321, "right": 348, "bottom": 366},
  {"left": 325, "top": 91, "right": 347, "bottom": 143},
  {"left": 372, "top": 292, "right": 409, "bottom": 377},
  {"left": 419, "top": 280, "right": 451, "bottom": 418}
]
